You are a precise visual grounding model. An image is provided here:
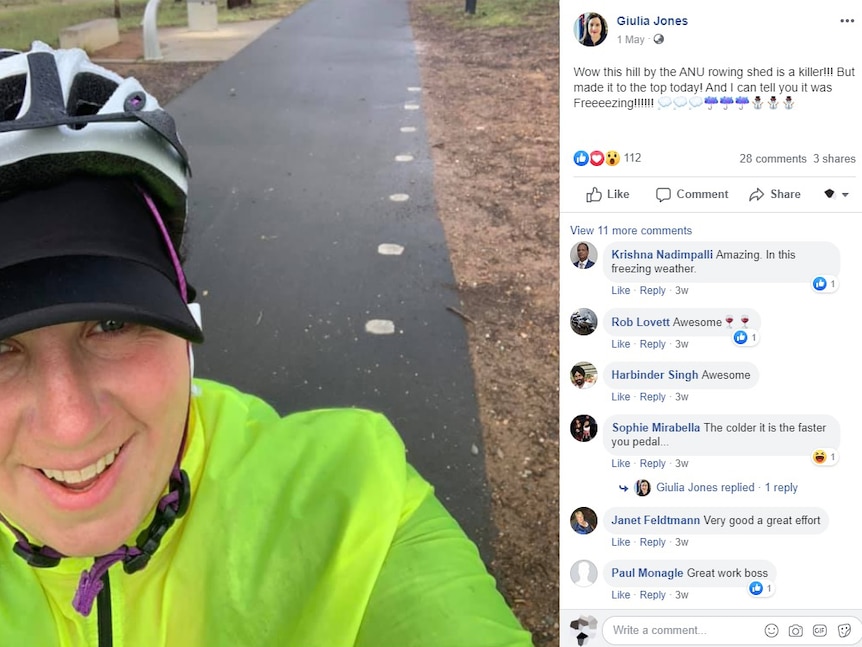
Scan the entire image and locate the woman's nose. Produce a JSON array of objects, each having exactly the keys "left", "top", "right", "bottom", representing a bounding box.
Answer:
[{"left": 31, "top": 347, "right": 103, "bottom": 448}]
